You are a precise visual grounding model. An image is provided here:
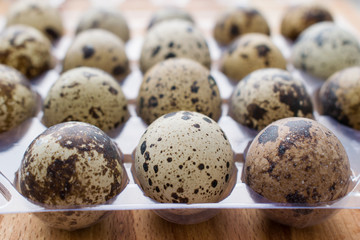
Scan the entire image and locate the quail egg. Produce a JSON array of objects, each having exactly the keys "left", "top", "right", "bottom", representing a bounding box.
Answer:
[
  {"left": 0, "top": 25, "right": 52, "bottom": 79},
  {"left": 280, "top": 4, "right": 333, "bottom": 41},
  {"left": 319, "top": 66, "right": 360, "bottom": 130},
  {"left": 291, "top": 22, "right": 360, "bottom": 80},
  {"left": 230, "top": 68, "right": 313, "bottom": 131},
  {"left": 6, "top": 0, "right": 64, "bottom": 42},
  {"left": 147, "top": 7, "right": 194, "bottom": 29},
  {"left": 244, "top": 117, "right": 351, "bottom": 226},
  {"left": 0, "top": 64, "right": 37, "bottom": 133},
  {"left": 63, "top": 29, "right": 129, "bottom": 82},
  {"left": 18, "top": 121, "right": 126, "bottom": 230},
  {"left": 139, "top": 20, "right": 211, "bottom": 73},
  {"left": 134, "top": 111, "right": 234, "bottom": 204},
  {"left": 213, "top": 7, "right": 270, "bottom": 46},
  {"left": 220, "top": 33, "right": 287, "bottom": 82},
  {"left": 43, "top": 67, "right": 129, "bottom": 132},
  {"left": 137, "top": 58, "right": 222, "bottom": 125},
  {"left": 76, "top": 8, "right": 130, "bottom": 43}
]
